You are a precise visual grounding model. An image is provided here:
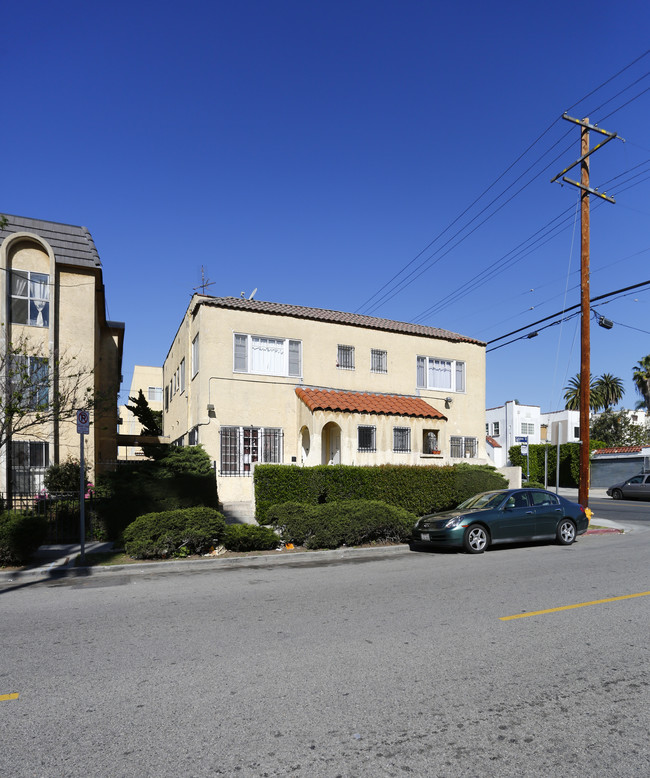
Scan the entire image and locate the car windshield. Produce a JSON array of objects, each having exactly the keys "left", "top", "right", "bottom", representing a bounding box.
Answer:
[{"left": 456, "top": 492, "right": 505, "bottom": 511}]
